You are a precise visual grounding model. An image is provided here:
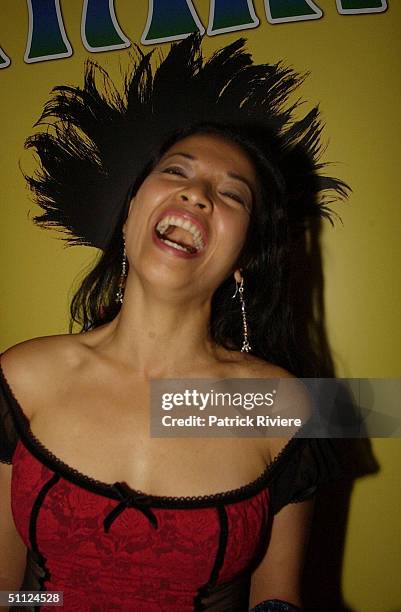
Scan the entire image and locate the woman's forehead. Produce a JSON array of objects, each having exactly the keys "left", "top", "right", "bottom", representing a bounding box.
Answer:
[{"left": 161, "top": 132, "right": 258, "bottom": 174}]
